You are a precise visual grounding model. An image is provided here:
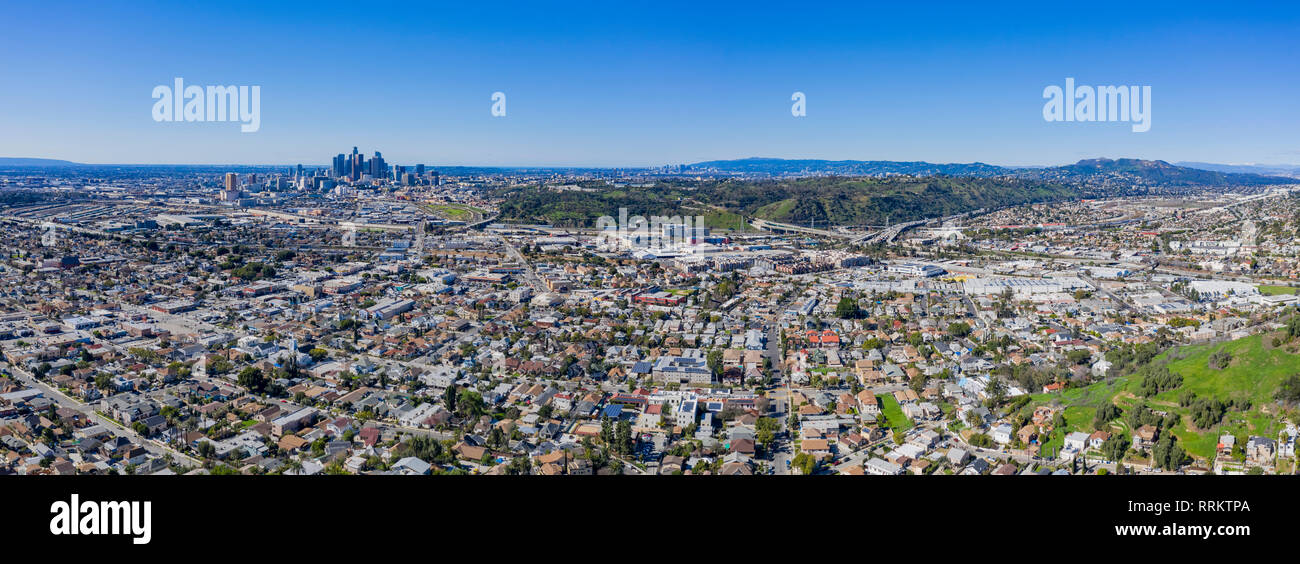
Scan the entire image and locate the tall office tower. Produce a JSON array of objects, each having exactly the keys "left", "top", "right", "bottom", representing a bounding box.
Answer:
[
  {"left": 224, "top": 172, "right": 238, "bottom": 192},
  {"left": 296, "top": 164, "right": 303, "bottom": 178},
  {"left": 415, "top": 164, "right": 425, "bottom": 177},
  {"left": 432, "top": 171, "right": 440, "bottom": 186},
  {"left": 334, "top": 154, "right": 345, "bottom": 178},
  {"left": 351, "top": 150, "right": 364, "bottom": 181},
  {"left": 371, "top": 151, "right": 385, "bottom": 179}
]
